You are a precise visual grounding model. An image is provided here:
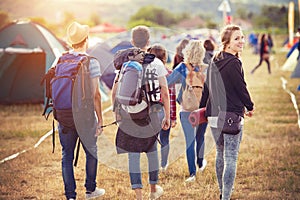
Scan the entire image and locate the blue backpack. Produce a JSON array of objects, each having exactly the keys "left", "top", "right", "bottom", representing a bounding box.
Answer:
[
  {"left": 41, "top": 52, "right": 92, "bottom": 165},
  {"left": 51, "top": 53, "right": 89, "bottom": 110},
  {"left": 42, "top": 52, "right": 91, "bottom": 119}
]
